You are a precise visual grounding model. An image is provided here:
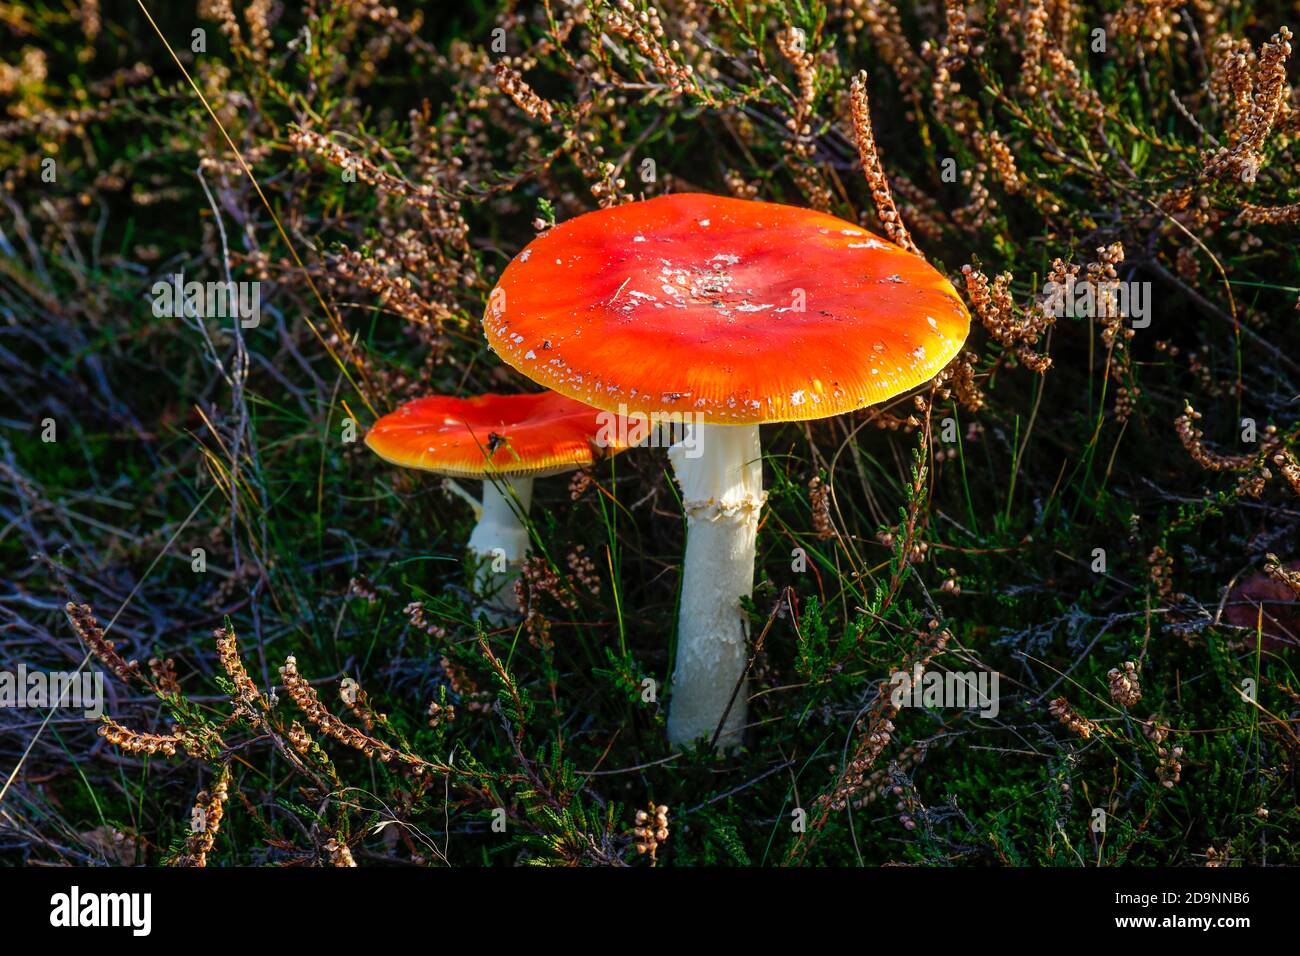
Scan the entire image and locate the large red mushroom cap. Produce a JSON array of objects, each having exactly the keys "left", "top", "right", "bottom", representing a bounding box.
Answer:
[
  {"left": 482, "top": 193, "right": 970, "bottom": 424},
  {"left": 365, "top": 391, "right": 622, "bottom": 478}
]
